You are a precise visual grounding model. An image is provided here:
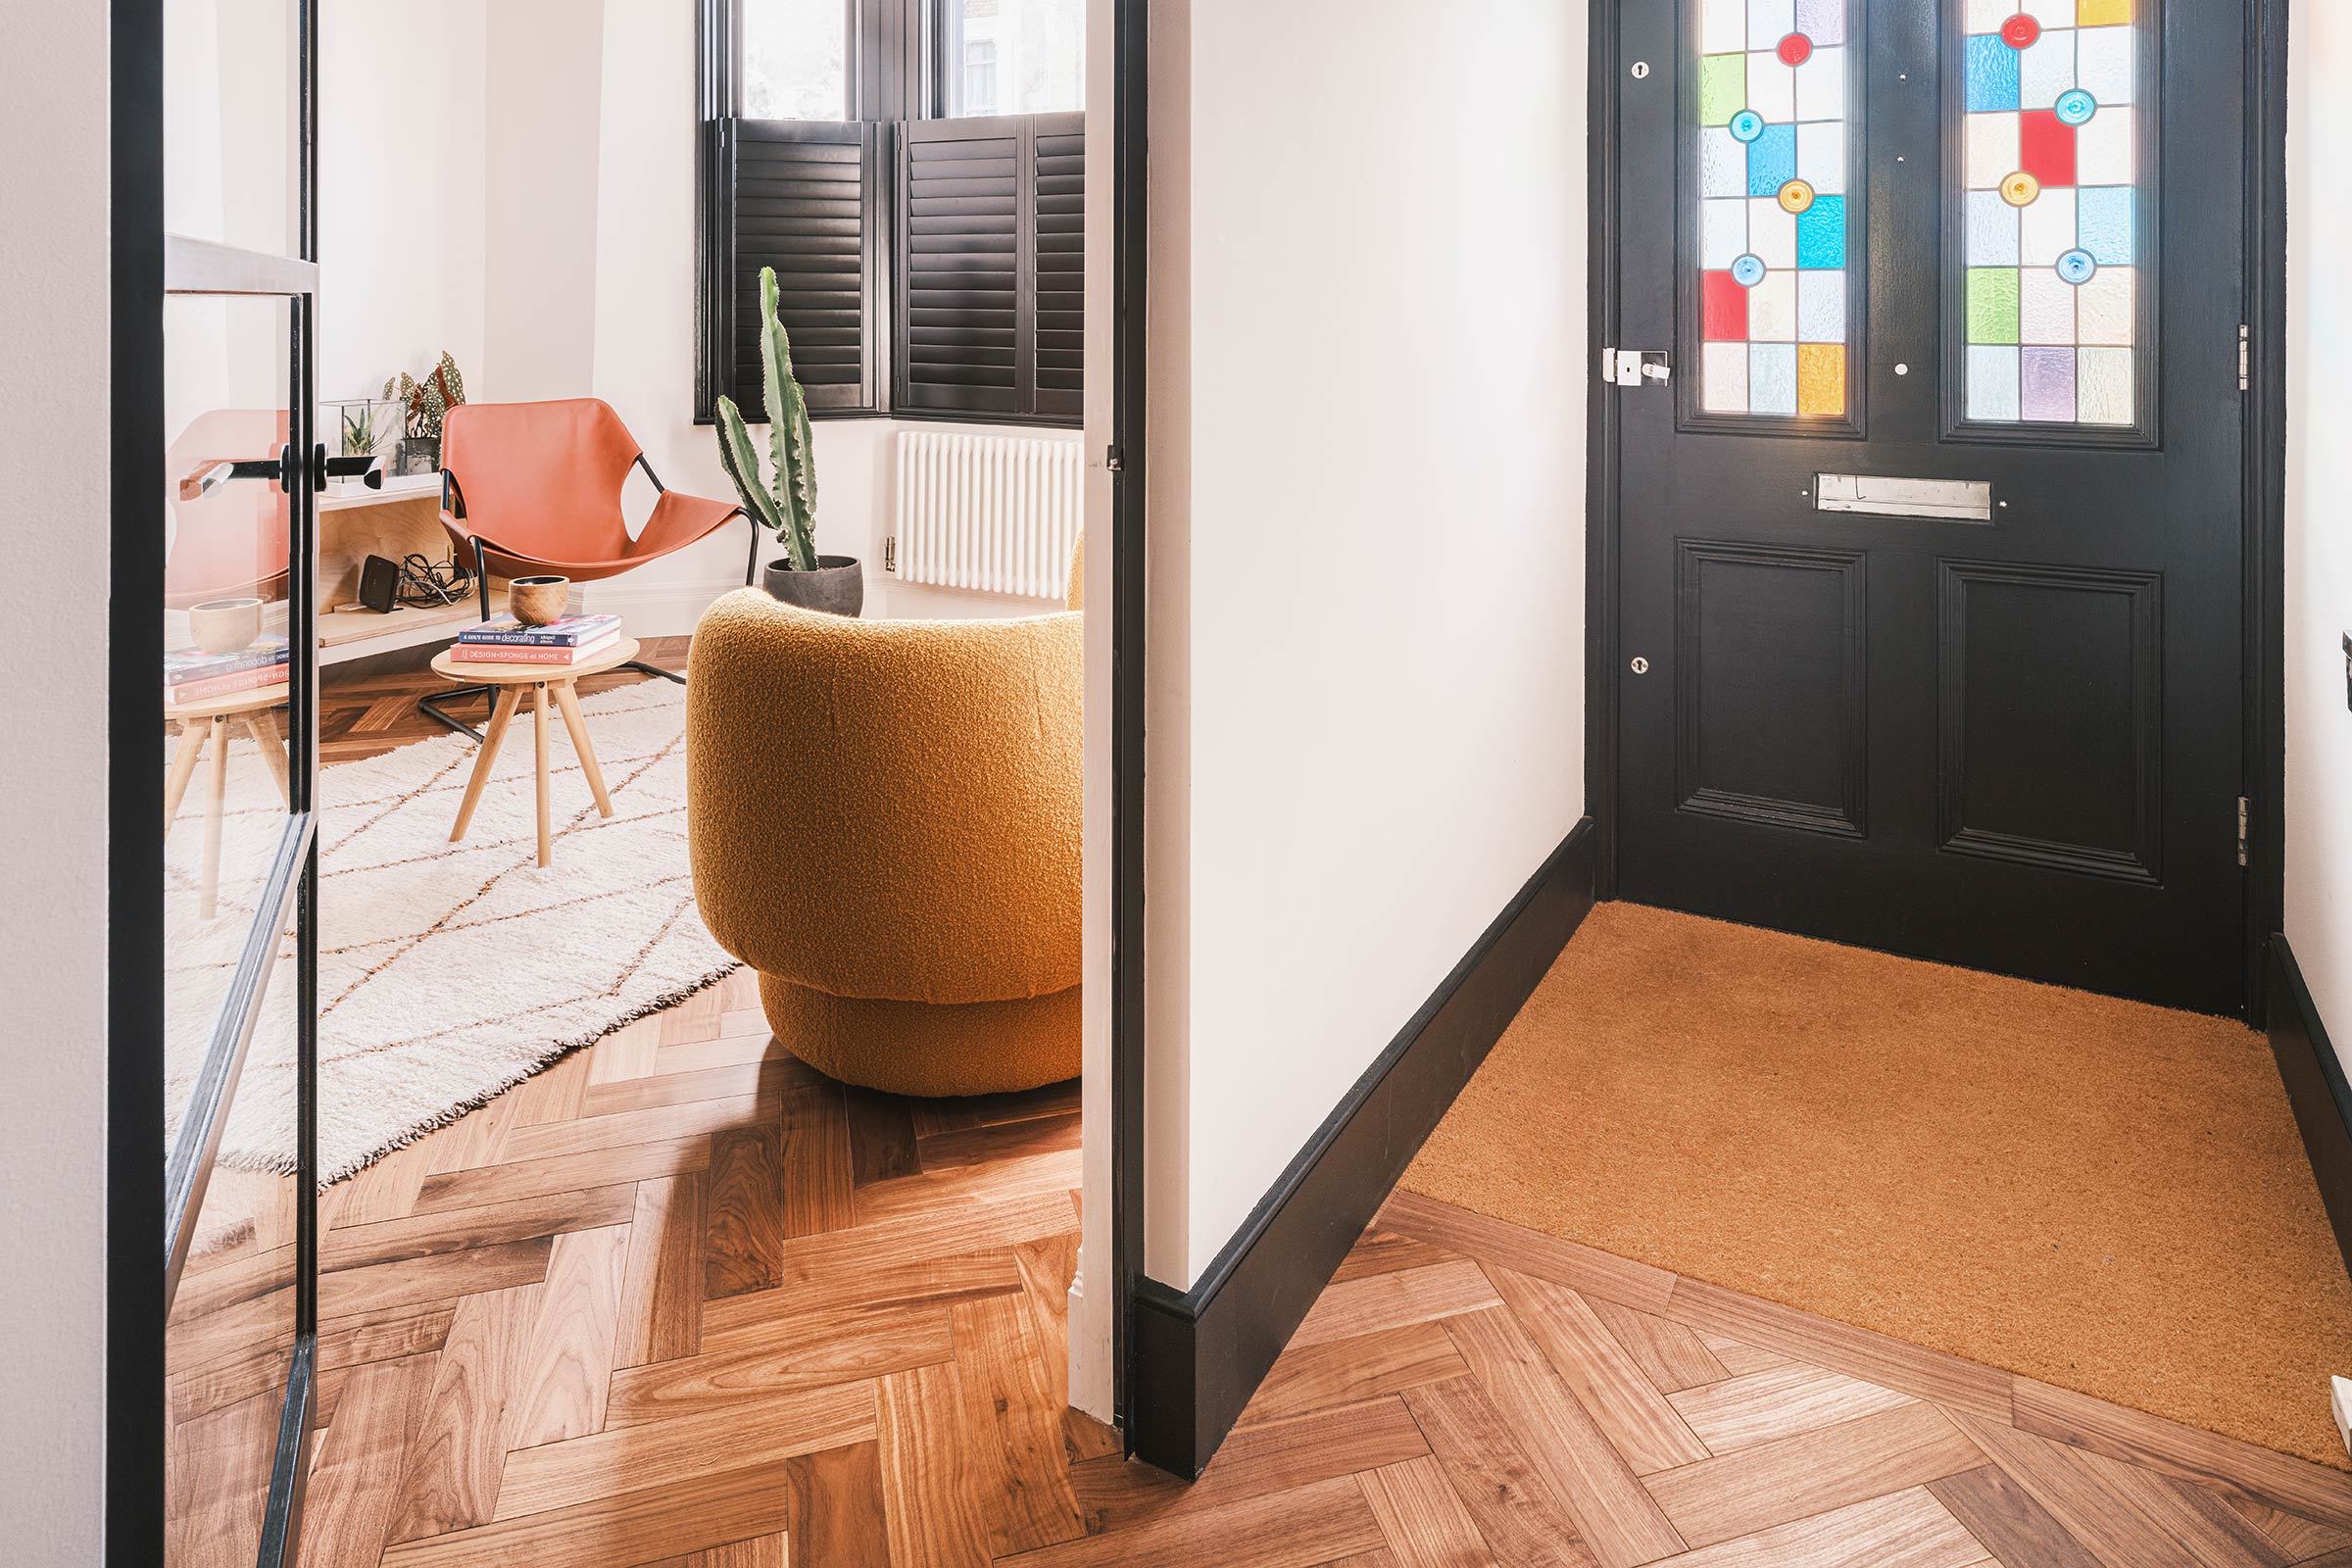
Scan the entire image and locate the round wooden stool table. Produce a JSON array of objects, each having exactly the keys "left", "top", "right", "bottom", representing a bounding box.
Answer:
[
  {"left": 165, "top": 681, "right": 293, "bottom": 919},
  {"left": 431, "top": 635, "right": 639, "bottom": 868}
]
